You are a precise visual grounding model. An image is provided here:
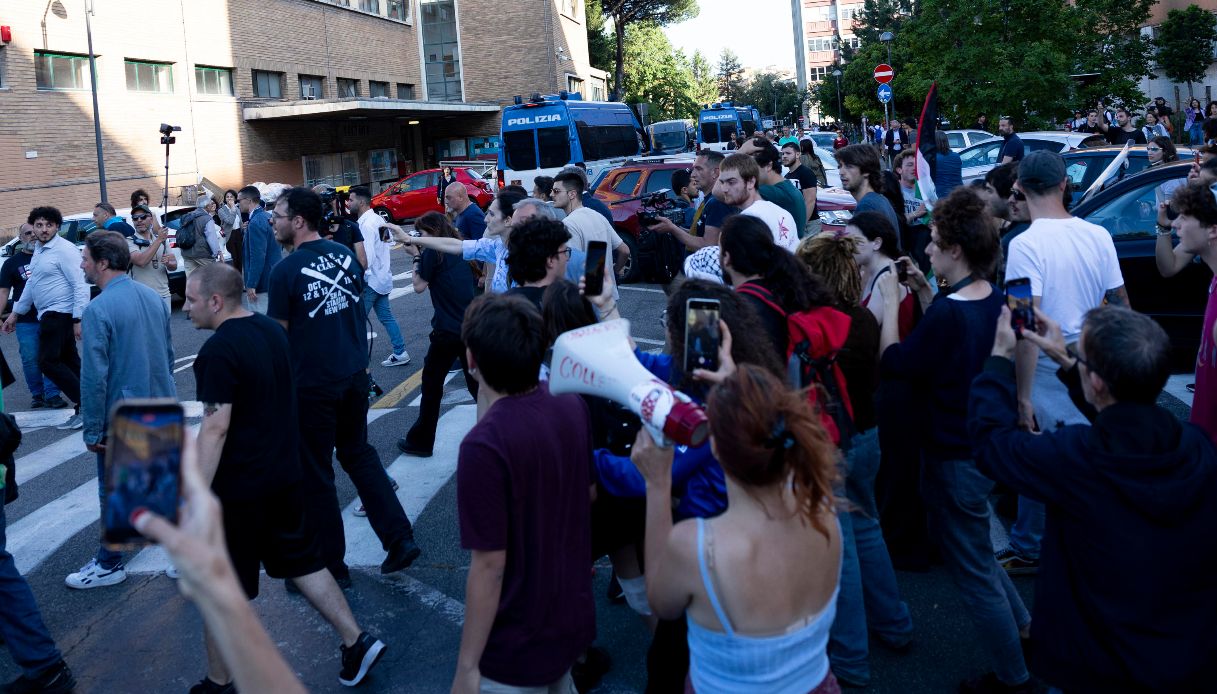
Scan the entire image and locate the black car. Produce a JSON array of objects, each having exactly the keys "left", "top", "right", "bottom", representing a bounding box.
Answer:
[
  {"left": 1072, "top": 160, "right": 1209, "bottom": 370},
  {"left": 1065, "top": 146, "right": 1195, "bottom": 207}
]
